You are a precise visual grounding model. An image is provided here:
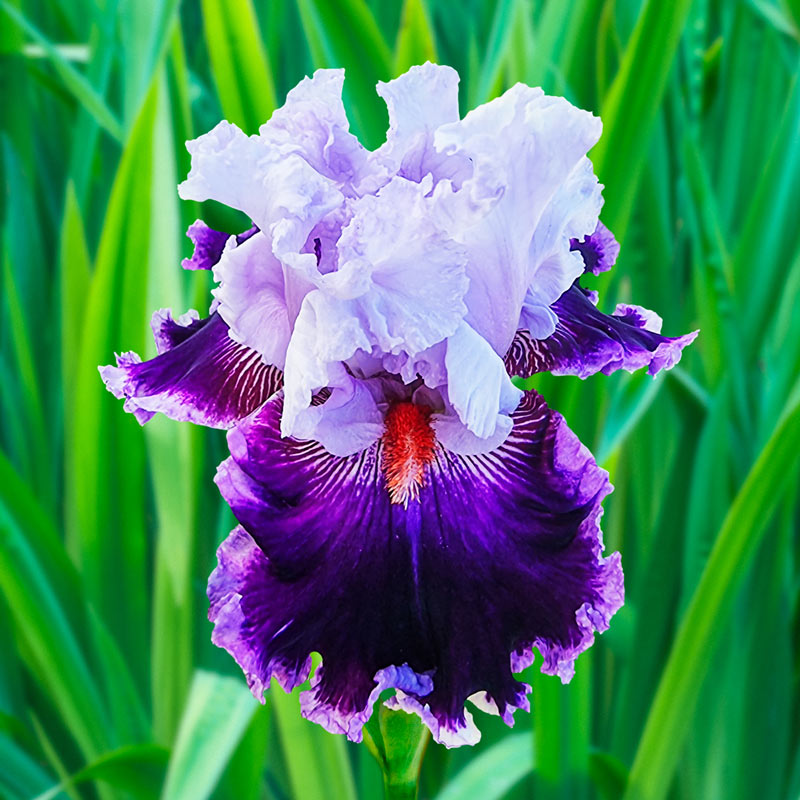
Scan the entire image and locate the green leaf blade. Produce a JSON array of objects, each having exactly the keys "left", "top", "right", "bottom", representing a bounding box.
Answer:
[{"left": 161, "top": 671, "right": 257, "bottom": 800}]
